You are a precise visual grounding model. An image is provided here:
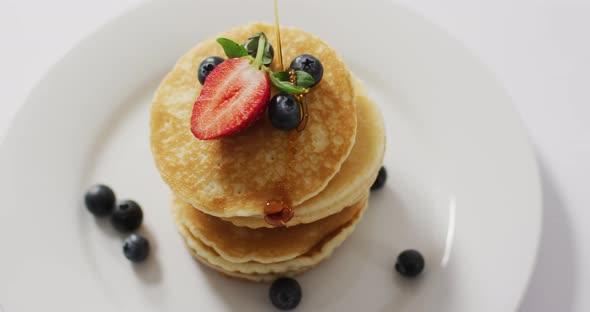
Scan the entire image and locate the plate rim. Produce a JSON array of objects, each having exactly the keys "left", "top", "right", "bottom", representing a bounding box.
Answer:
[{"left": 0, "top": 0, "right": 543, "bottom": 310}]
